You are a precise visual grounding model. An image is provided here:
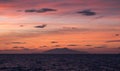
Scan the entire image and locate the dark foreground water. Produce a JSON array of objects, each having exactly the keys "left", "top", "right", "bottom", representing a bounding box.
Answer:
[{"left": 0, "top": 54, "right": 120, "bottom": 71}]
